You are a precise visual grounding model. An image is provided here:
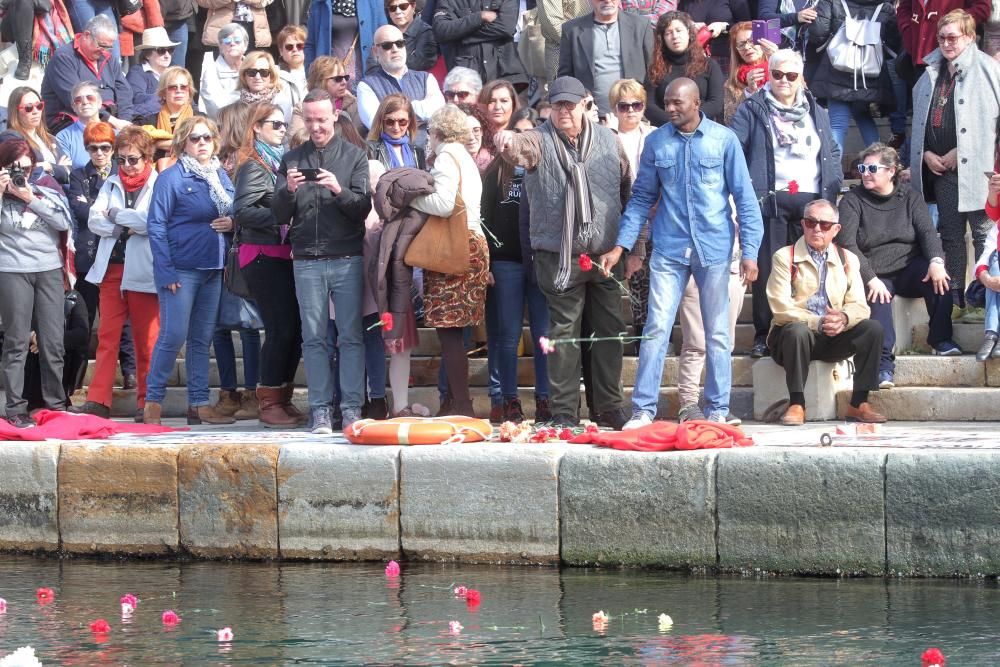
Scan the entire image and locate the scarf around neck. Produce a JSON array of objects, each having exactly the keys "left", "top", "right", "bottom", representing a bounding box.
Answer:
[
  {"left": 551, "top": 119, "right": 595, "bottom": 292},
  {"left": 158, "top": 103, "right": 193, "bottom": 132},
  {"left": 180, "top": 154, "right": 233, "bottom": 217},
  {"left": 764, "top": 85, "right": 811, "bottom": 156},
  {"left": 254, "top": 139, "right": 284, "bottom": 179},
  {"left": 241, "top": 86, "right": 278, "bottom": 106},
  {"left": 380, "top": 131, "right": 416, "bottom": 168},
  {"left": 119, "top": 162, "right": 153, "bottom": 192}
]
